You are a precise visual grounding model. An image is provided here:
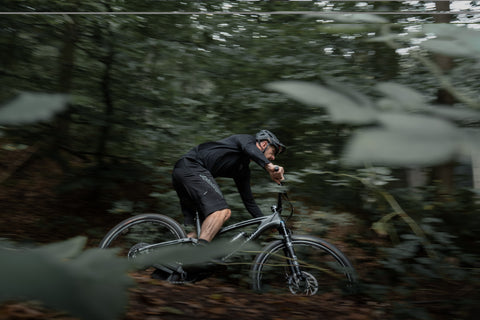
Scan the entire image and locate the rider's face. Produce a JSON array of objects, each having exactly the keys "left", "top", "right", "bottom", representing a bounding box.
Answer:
[
  {"left": 264, "top": 145, "right": 277, "bottom": 161},
  {"left": 257, "top": 141, "right": 277, "bottom": 161}
]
